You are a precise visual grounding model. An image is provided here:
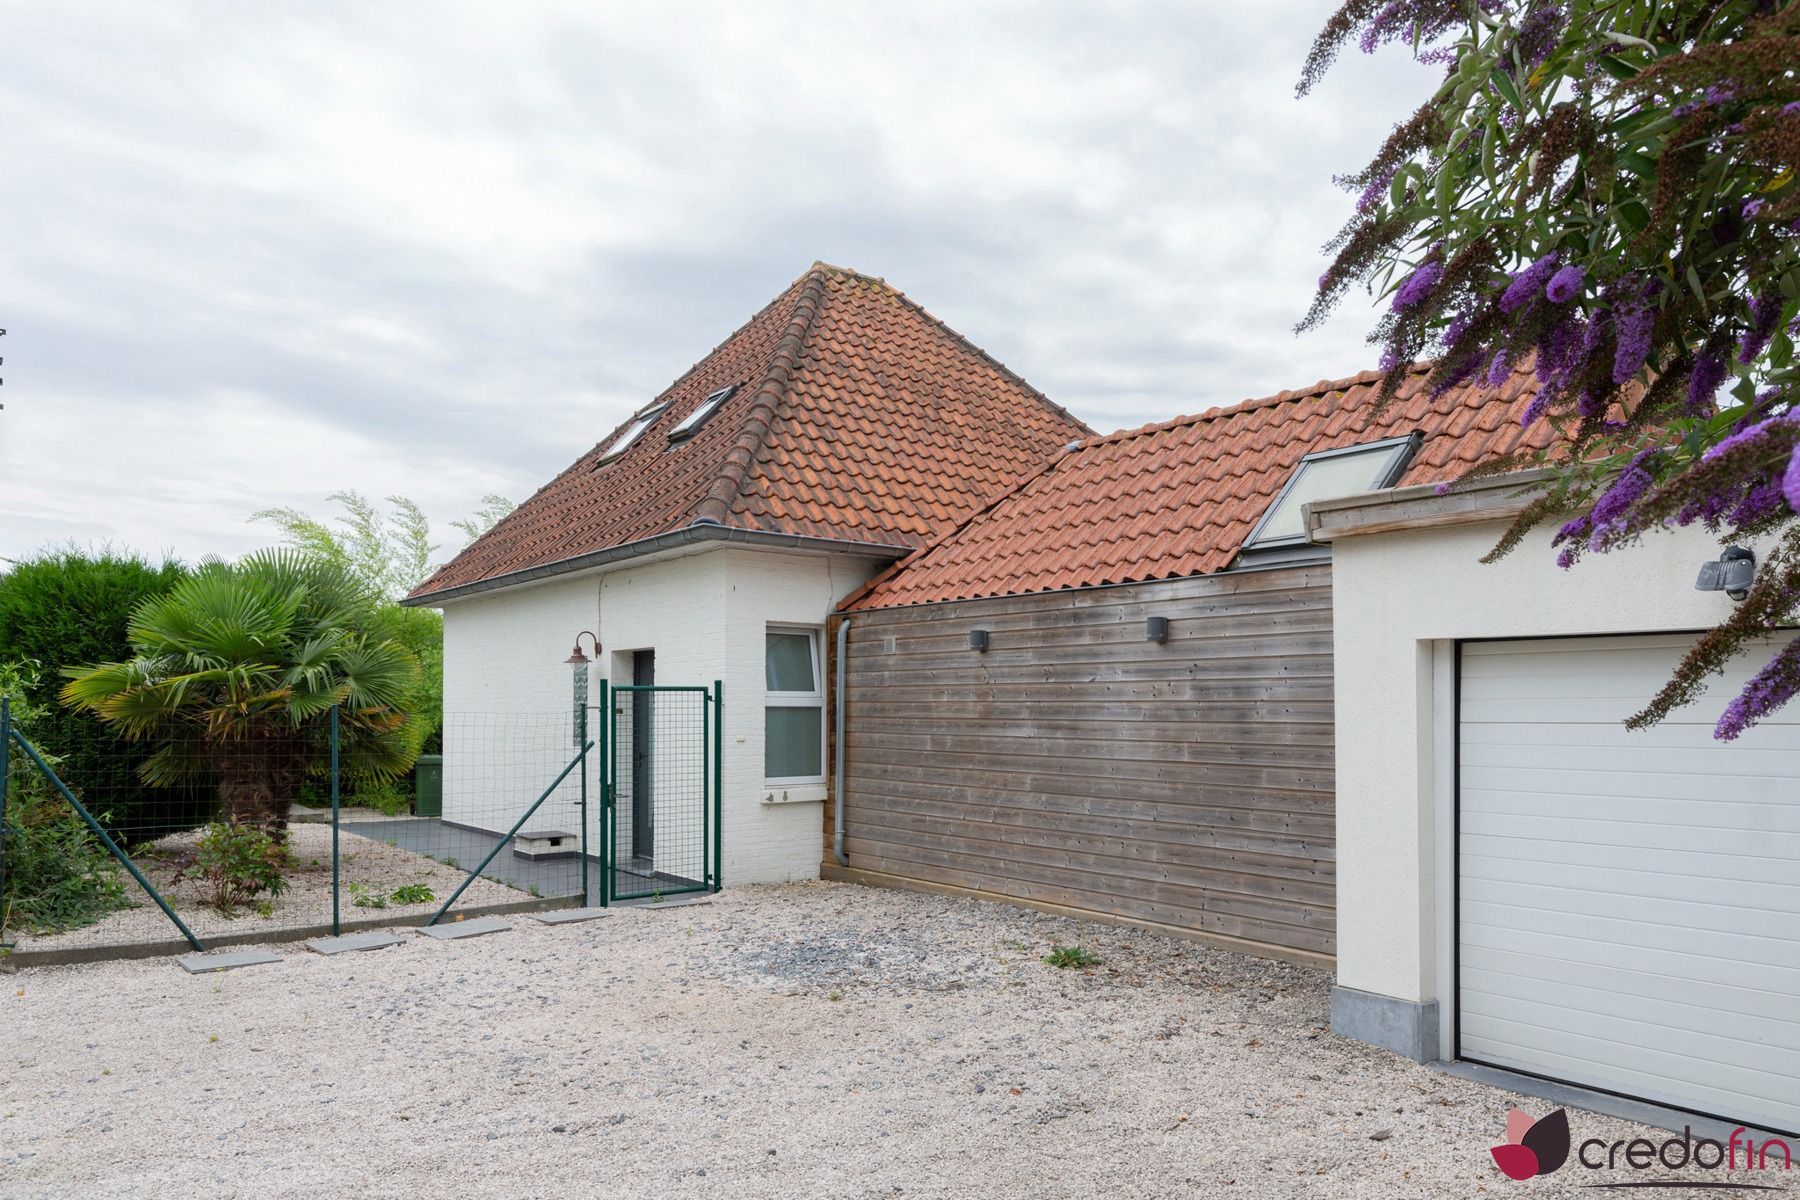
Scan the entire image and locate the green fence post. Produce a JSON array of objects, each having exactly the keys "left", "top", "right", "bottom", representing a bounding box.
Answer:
[
  {"left": 712, "top": 679, "right": 723, "bottom": 893},
  {"left": 1, "top": 696, "right": 11, "bottom": 938},
  {"left": 330, "top": 703, "right": 341, "bottom": 937},
  {"left": 6, "top": 726, "right": 205, "bottom": 951},
  {"left": 593, "top": 680, "right": 608, "bottom": 908}
]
